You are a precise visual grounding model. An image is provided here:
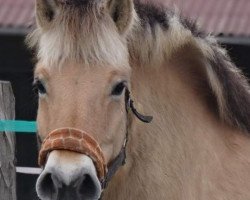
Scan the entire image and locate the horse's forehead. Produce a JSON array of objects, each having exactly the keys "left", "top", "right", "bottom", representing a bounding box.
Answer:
[
  {"left": 34, "top": 63, "right": 130, "bottom": 82},
  {"left": 35, "top": 14, "right": 130, "bottom": 69}
]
